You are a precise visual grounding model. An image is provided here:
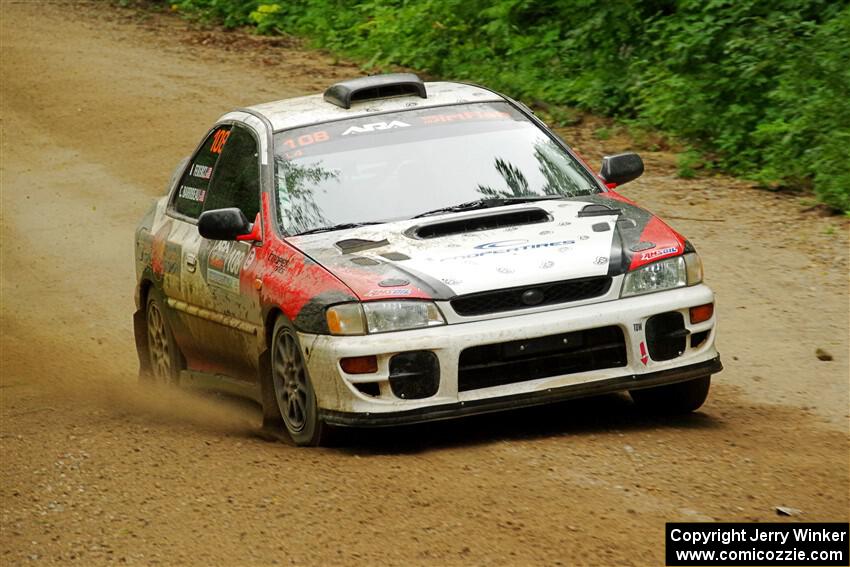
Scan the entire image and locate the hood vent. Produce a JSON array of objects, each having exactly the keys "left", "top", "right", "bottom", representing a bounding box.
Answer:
[
  {"left": 335, "top": 238, "right": 389, "bottom": 254},
  {"left": 409, "top": 207, "right": 551, "bottom": 240}
]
